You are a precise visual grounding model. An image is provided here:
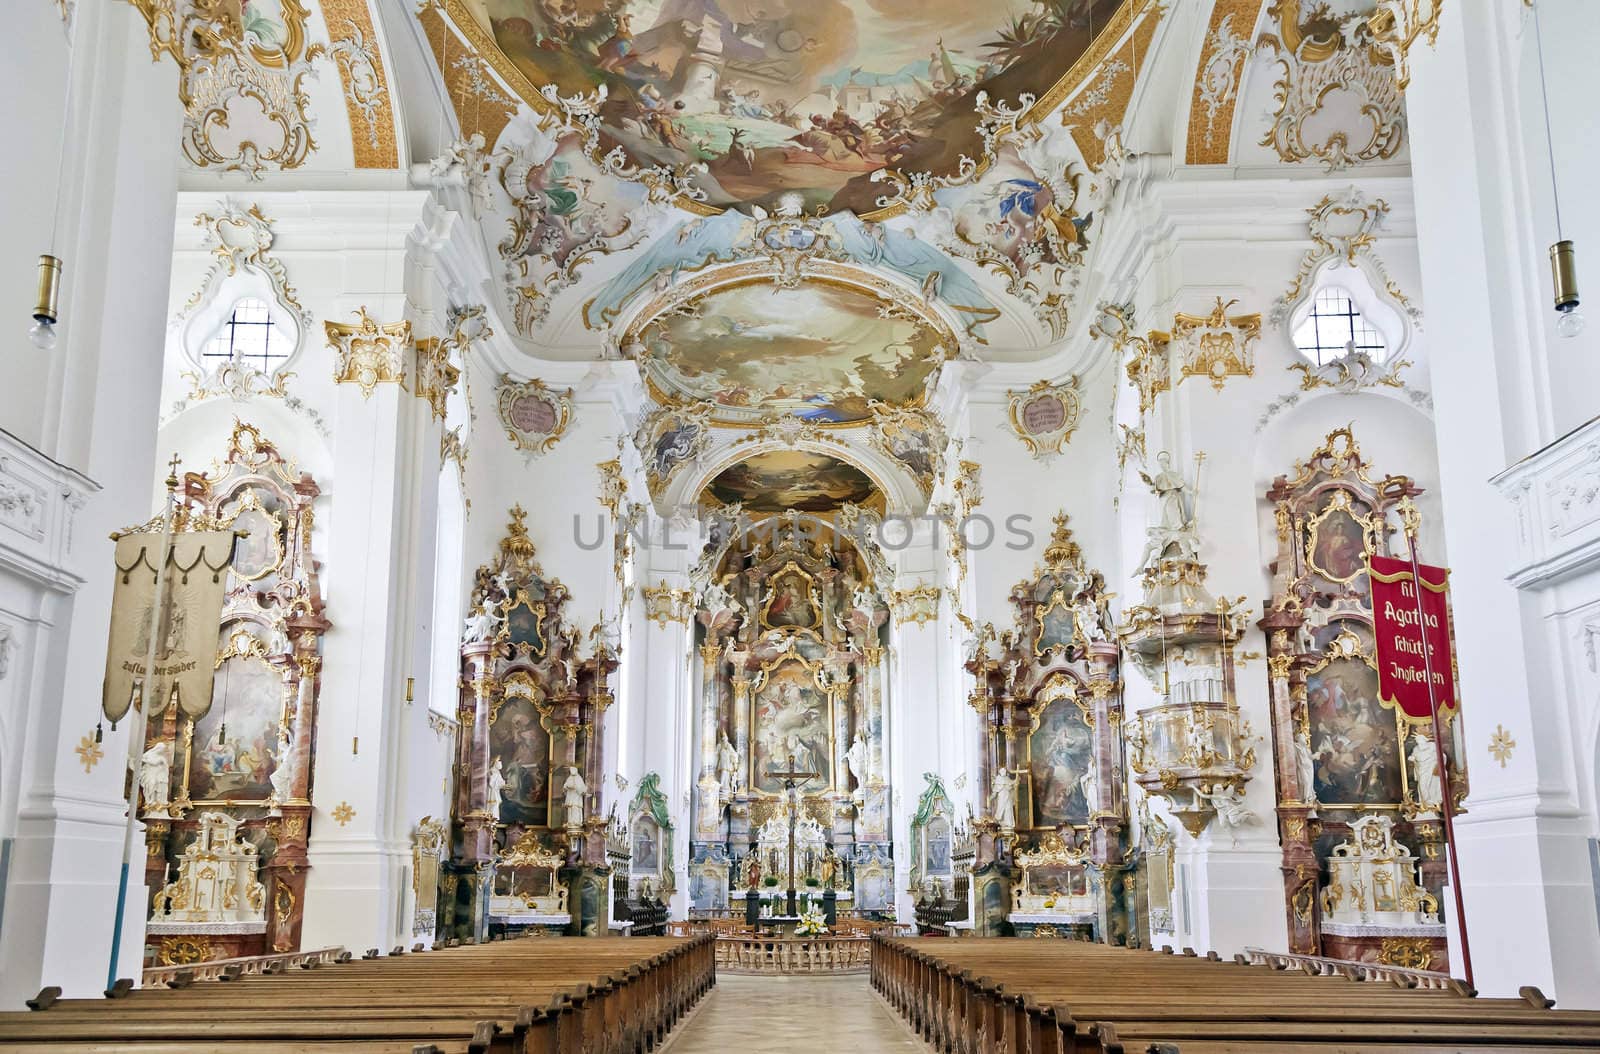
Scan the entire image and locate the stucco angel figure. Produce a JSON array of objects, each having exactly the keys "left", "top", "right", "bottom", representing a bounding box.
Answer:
[
  {"left": 990, "top": 767, "right": 1019, "bottom": 833},
  {"left": 462, "top": 599, "right": 501, "bottom": 644},
  {"left": 1073, "top": 591, "right": 1108, "bottom": 644},
  {"left": 492, "top": 569, "right": 514, "bottom": 599},
  {"left": 139, "top": 741, "right": 172, "bottom": 814},
  {"left": 561, "top": 766, "right": 588, "bottom": 827},
  {"left": 844, "top": 733, "right": 869, "bottom": 791},
  {"left": 1409, "top": 731, "right": 1443, "bottom": 816},
  {"left": 1194, "top": 782, "right": 1259, "bottom": 846}
]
